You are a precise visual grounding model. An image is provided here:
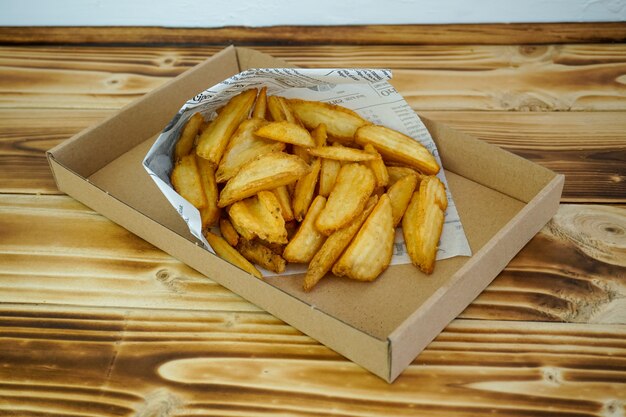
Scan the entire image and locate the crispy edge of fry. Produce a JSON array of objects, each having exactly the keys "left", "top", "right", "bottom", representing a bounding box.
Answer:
[
  {"left": 237, "top": 239, "right": 286, "bottom": 274},
  {"left": 255, "top": 121, "right": 316, "bottom": 148},
  {"left": 252, "top": 87, "right": 267, "bottom": 120},
  {"left": 283, "top": 195, "right": 327, "bottom": 264},
  {"left": 219, "top": 218, "right": 239, "bottom": 247},
  {"left": 272, "top": 185, "right": 295, "bottom": 222},
  {"left": 387, "top": 172, "right": 419, "bottom": 227},
  {"left": 303, "top": 196, "right": 378, "bottom": 292},
  {"left": 197, "top": 157, "right": 221, "bottom": 228},
  {"left": 363, "top": 143, "right": 389, "bottom": 187},
  {"left": 401, "top": 176, "right": 448, "bottom": 274},
  {"left": 205, "top": 231, "right": 262, "bottom": 279},
  {"left": 332, "top": 194, "right": 394, "bottom": 281},
  {"left": 170, "top": 154, "right": 207, "bottom": 209},
  {"left": 292, "top": 158, "right": 321, "bottom": 222},
  {"left": 174, "top": 112, "right": 204, "bottom": 160},
  {"left": 196, "top": 88, "right": 257, "bottom": 166},
  {"left": 307, "top": 146, "right": 378, "bottom": 162}
]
